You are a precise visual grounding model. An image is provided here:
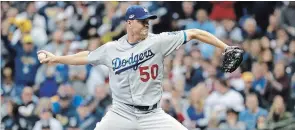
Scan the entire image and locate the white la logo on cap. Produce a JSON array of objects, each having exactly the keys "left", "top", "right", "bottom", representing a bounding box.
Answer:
[
  {"left": 144, "top": 8, "right": 148, "bottom": 13},
  {"left": 129, "top": 14, "right": 135, "bottom": 19}
]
